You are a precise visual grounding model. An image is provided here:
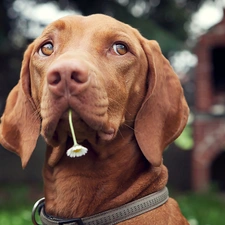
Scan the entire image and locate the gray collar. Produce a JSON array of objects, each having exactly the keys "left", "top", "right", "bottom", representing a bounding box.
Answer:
[{"left": 32, "top": 187, "right": 169, "bottom": 225}]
